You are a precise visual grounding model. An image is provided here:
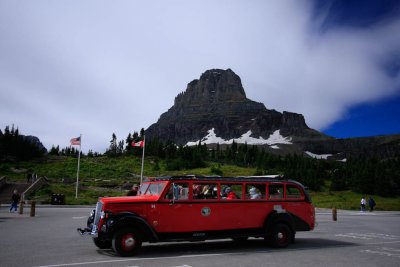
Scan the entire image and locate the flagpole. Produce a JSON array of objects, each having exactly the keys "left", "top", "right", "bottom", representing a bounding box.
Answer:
[
  {"left": 140, "top": 135, "right": 145, "bottom": 185},
  {"left": 75, "top": 134, "right": 82, "bottom": 199}
]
